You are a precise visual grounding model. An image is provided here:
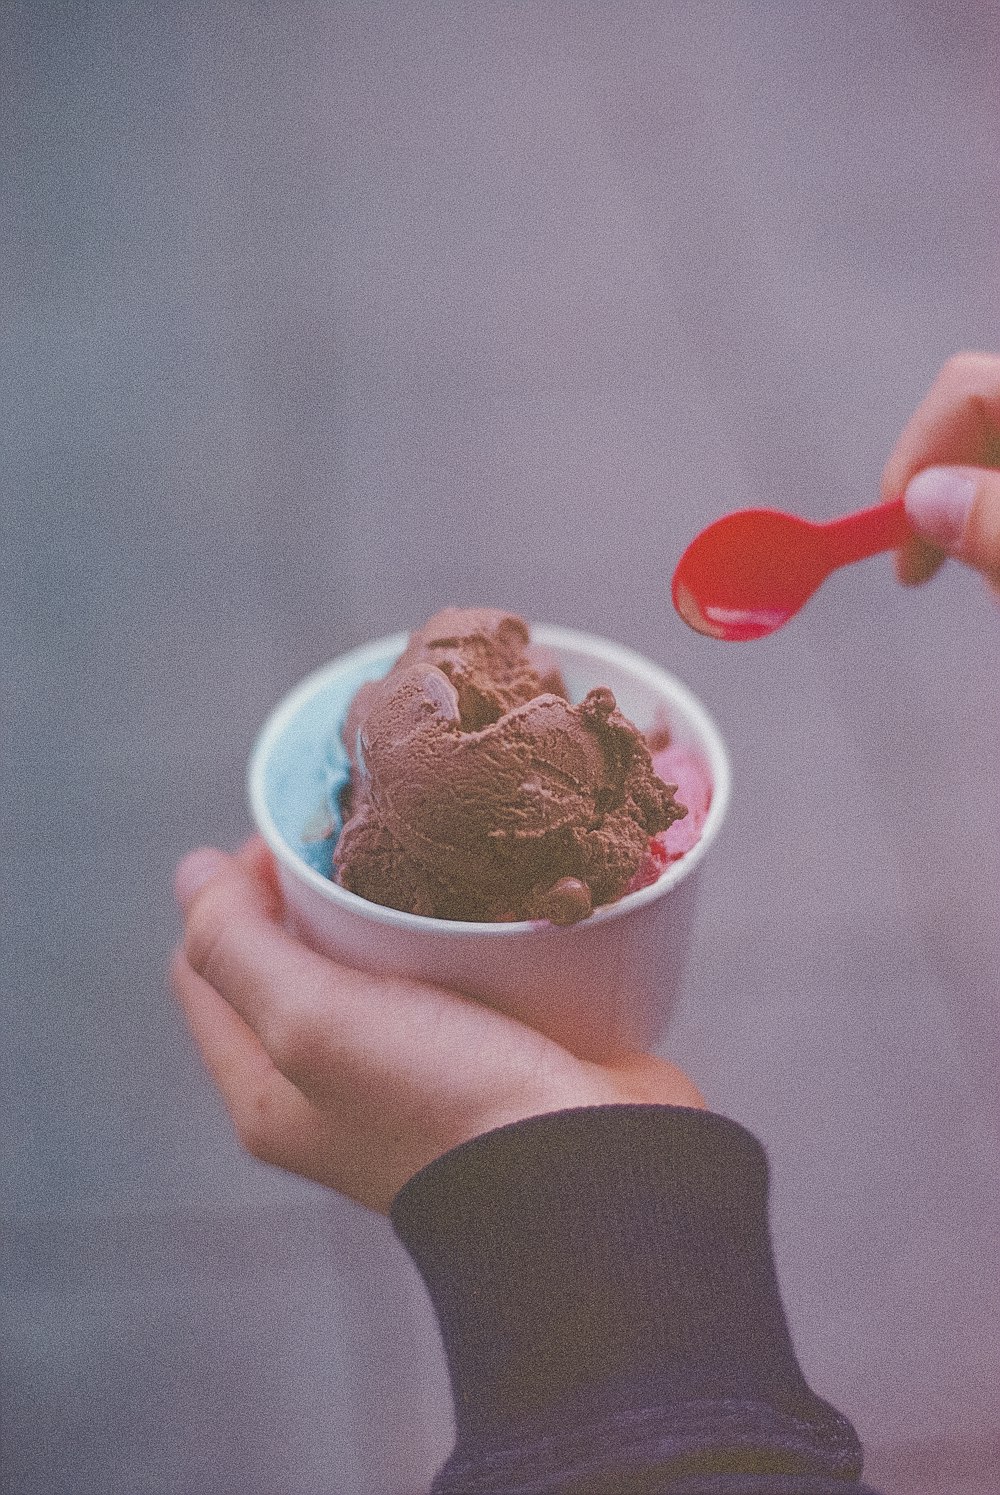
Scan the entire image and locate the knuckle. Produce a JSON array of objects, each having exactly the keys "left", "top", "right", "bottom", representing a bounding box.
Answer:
[
  {"left": 261, "top": 1002, "right": 326, "bottom": 1085},
  {"left": 233, "top": 1078, "right": 283, "bottom": 1162},
  {"left": 234, "top": 1113, "right": 267, "bottom": 1161},
  {"left": 942, "top": 349, "right": 993, "bottom": 384},
  {"left": 943, "top": 349, "right": 975, "bottom": 374}
]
